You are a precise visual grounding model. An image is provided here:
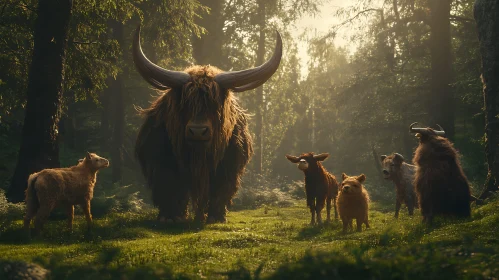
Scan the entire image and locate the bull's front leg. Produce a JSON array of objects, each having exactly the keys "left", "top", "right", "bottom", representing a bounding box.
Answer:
[
  {"left": 207, "top": 182, "right": 233, "bottom": 224},
  {"left": 207, "top": 173, "right": 239, "bottom": 224},
  {"left": 152, "top": 168, "right": 189, "bottom": 223}
]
